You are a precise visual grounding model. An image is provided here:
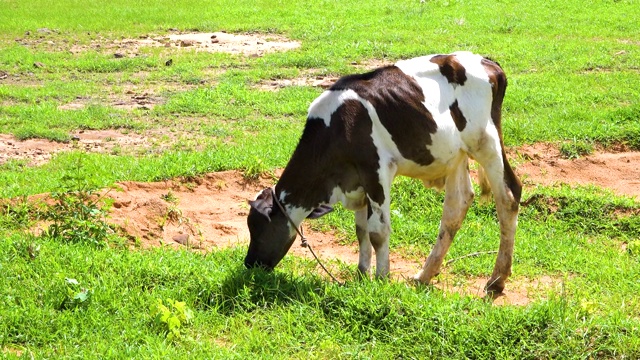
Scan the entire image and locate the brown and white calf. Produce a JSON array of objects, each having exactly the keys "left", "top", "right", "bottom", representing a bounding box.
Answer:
[{"left": 245, "top": 51, "right": 522, "bottom": 293}]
